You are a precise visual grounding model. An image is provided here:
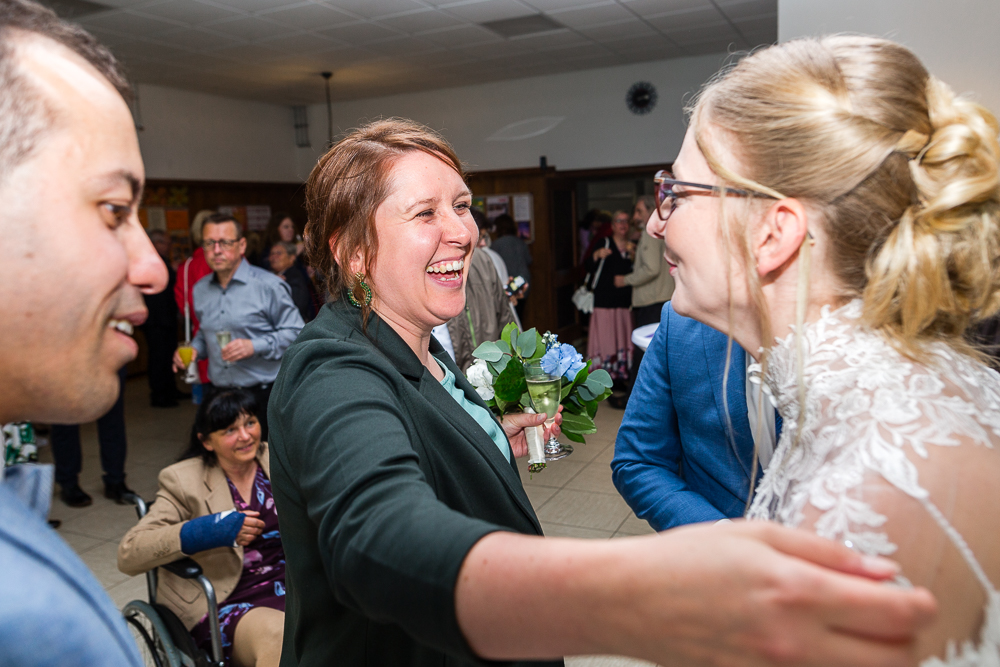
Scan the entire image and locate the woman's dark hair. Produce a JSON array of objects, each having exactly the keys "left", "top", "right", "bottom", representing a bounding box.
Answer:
[
  {"left": 493, "top": 214, "right": 516, "bottom": 237},
  {"left": 264, "top": 211, "right": 297, "bottom": 250},
  {"left": 178, "top": 388, "right": 261, "bottom": 466}
]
